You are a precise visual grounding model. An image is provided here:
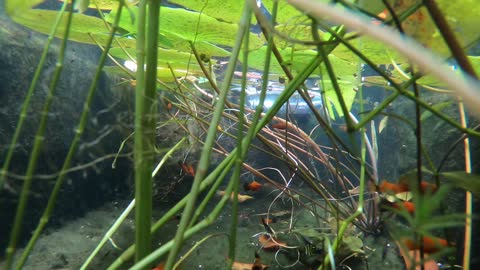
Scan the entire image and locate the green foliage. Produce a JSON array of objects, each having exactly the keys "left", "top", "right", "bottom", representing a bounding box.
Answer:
[
  {"left": 11, "top": 9, "right": 136, "bottom": 48},
  {"left": 5, "top": 0, "right": 44, "bottom": 17},
  {"left": 440, "top": 171, "right": 480, "bottom": 198}
]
